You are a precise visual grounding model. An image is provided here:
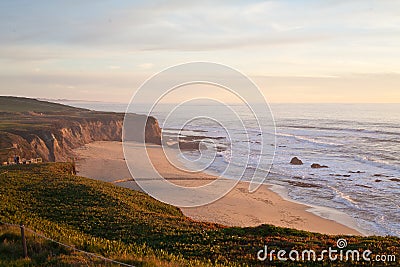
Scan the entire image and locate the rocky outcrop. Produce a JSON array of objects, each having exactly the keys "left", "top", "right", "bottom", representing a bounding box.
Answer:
[
  {"left": 145, "top": 116, "right": 162, "bottom": 145},
  {"left": 311, "top": 163, "right": 329, "bottom": 169},
  {"left": 1, "top": 112, "right": 162, "bottom": 162},
  {"left": 122, "top": 113, "right": 162, "bottom": 145},
  {"left": 290, "top": 157, "right": 303, "bottom": 165},
  {"left": 178, "top": 141, "right": 208, "bottom": 151},
  {"left": 349, "top": 170, "right": 365, "bottom": 174}
]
